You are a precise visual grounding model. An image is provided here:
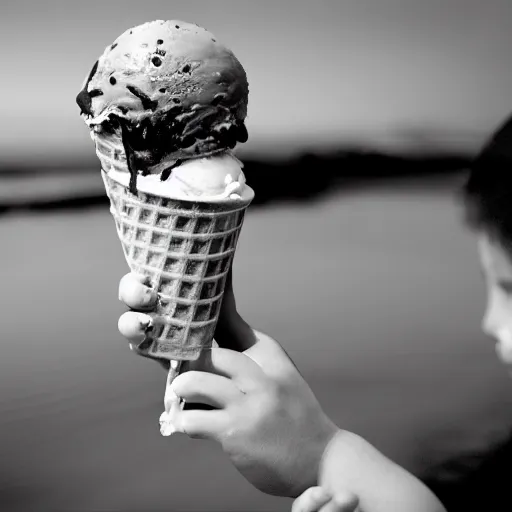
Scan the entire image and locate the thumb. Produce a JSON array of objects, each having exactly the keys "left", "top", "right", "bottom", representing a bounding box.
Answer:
[
  {"left": 185, "top": 346, "right": 265, "bottom": 391},
  {"left": 214, "top": 265, "right": 256, "bottom": 352},
  {"left": 243, "top": 329, "right": 302, "bottom": 381}
]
